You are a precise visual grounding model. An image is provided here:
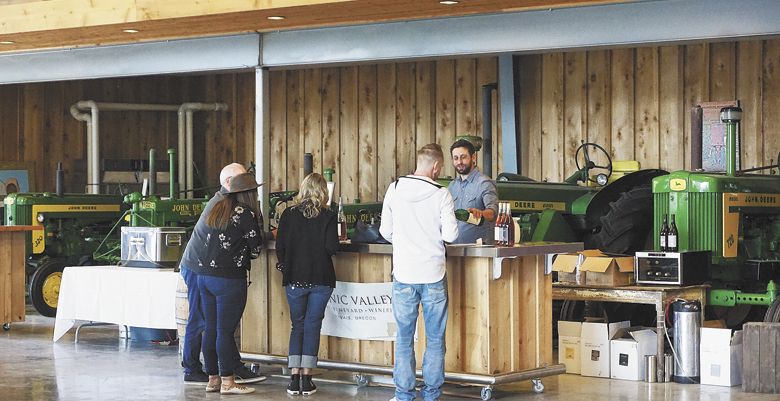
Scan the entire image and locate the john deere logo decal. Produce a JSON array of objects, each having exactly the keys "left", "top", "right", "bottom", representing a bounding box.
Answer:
[{"left": 670, "top": 179, "right": 687, "bottom": 191}]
